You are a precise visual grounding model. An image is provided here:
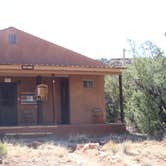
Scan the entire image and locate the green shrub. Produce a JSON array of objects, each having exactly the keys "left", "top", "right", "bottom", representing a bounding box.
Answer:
[{"left": 0, "top": 143, "right": 7, "bottom": 157}]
